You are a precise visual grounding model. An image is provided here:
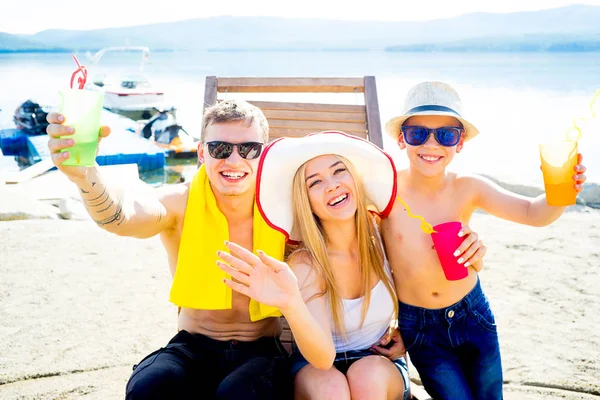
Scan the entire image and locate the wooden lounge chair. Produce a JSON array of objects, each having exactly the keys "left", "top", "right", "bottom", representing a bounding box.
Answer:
[
  {"left": 201, "top": 76, "right": 431, "bottom": 400},
  {"left": 202, "top": 75, "right": 384, "bottom": 350}
]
